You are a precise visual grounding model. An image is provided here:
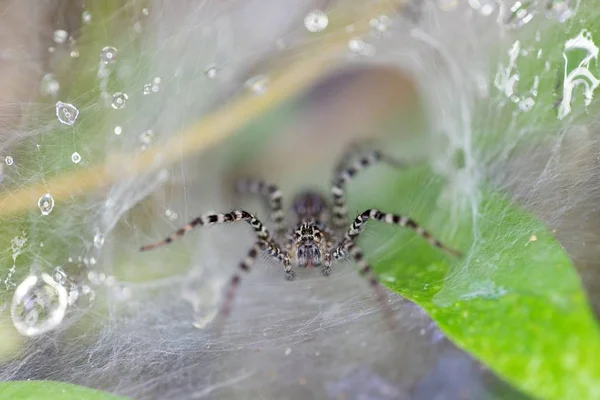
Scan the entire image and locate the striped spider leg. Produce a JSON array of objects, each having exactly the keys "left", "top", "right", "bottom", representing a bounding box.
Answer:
[
  {"left": 331, "top": 149, "right": 406, "bottom": 231},
  {"left": 139, "top": 210, "right": 292, "bottom": 319},
  {"left": 330, "top": 208, "right": 462, "bottom": 321},
  {"left": 235, "top": 178, "right": 286, "bottom": 239}
]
